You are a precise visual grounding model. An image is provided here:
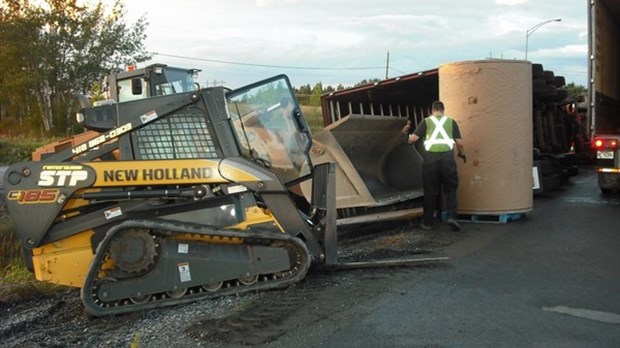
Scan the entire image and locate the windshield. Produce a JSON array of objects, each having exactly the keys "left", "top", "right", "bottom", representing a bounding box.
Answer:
[
  {"left": 117, "top": 78, "right": 147, "bottom": 102},
  {"left": 226, "top": 76, "right": 312, "bottom": 184},
  {"left": 116, "top": 67, "right": 197, "bottom": 102},
  {"left": 150, "top": 68, "right": 197, "bottom": 96}
]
